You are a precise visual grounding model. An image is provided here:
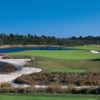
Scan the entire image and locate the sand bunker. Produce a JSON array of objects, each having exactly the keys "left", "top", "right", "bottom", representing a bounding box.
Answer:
[
  {"left": 0, "top": 67, "right": 41, "bottom": 83},
  {"left": 0, "top": 55, "right": 42, "bottom": 87},
  {"left": 90, "top": 50, "right": 100, "bottom": 54},
  {"left": 0, "top": 58, "right": 31, "bottom": 66}
]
